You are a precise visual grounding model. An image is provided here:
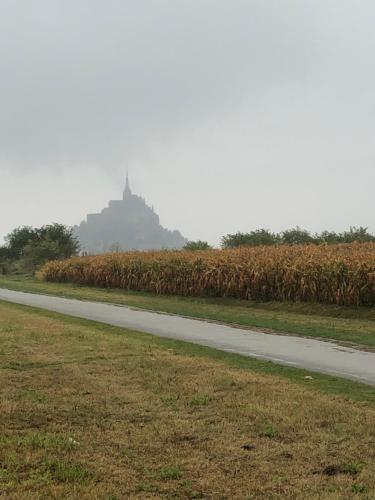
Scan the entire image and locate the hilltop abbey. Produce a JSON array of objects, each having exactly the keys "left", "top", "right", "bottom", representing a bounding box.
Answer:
[{"left": 73, "top": 174, "right": 187, "bottom": 254}]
